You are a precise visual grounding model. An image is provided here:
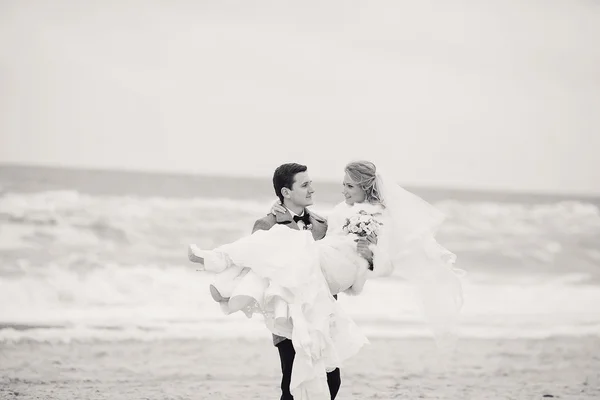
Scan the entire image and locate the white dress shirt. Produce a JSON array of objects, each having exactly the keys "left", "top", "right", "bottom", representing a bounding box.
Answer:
[{"left": 287, "top": 208, "right": 307, "bottom": 229}]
